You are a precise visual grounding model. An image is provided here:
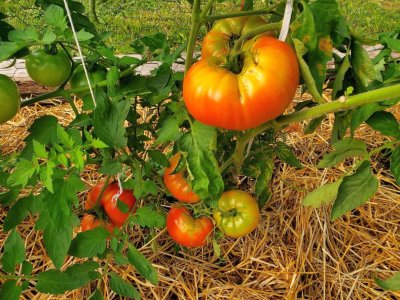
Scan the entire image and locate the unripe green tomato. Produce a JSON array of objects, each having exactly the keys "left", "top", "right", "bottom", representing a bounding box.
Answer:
[
  {"left": 0, "top": 74, "right": 21, "bottom": 124},
  {"left": 69, "top": 65, "right": 107, "bottom": 98},
  {"left": 25, "top": 49, "right": 72, "bottom": 87}
]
